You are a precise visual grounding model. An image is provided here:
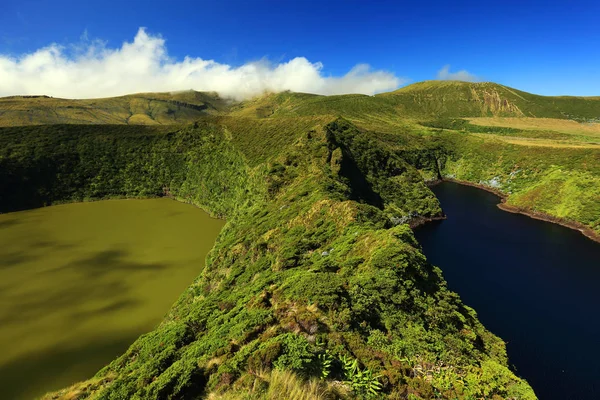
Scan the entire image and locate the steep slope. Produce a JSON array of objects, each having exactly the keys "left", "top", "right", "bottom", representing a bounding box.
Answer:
[{"left": 0, "top": 91, "right": 228, "bottom": 126}]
